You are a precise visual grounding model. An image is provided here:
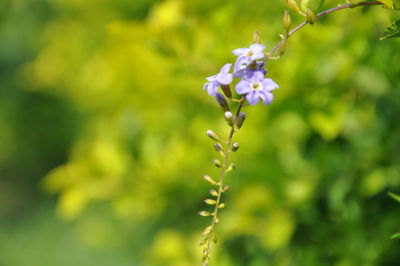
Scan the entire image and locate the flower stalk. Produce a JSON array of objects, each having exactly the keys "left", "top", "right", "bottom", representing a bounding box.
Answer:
[
  {"left": 200, "top": 97, "right": 245, "bottom": 266},
  {"left": 199, "top": 1, "right": 386, "bottom": 265}
]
